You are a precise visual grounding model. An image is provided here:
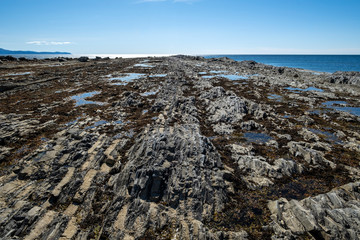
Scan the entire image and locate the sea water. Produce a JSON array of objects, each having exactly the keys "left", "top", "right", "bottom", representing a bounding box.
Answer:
[{"left": 204, "top": 55, "right": 360, "bottom": 73}]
